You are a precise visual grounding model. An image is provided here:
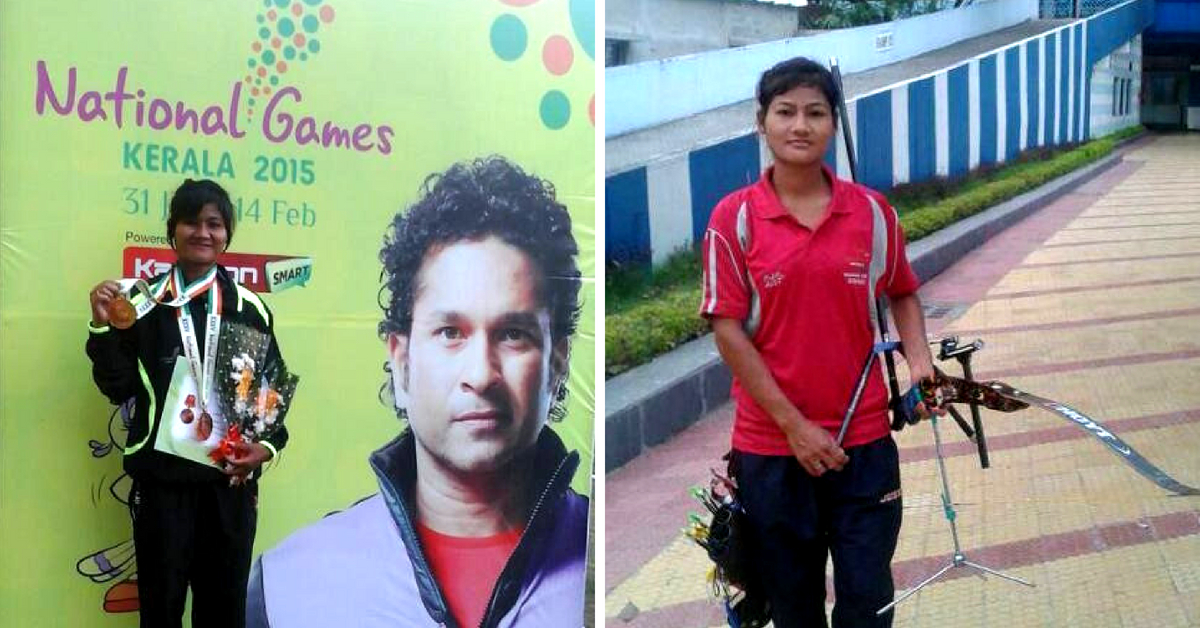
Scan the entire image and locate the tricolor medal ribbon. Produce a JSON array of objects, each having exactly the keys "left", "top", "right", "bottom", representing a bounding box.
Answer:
[{"left": 174, "top": 266, "right": 223, "bottom": 442}]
